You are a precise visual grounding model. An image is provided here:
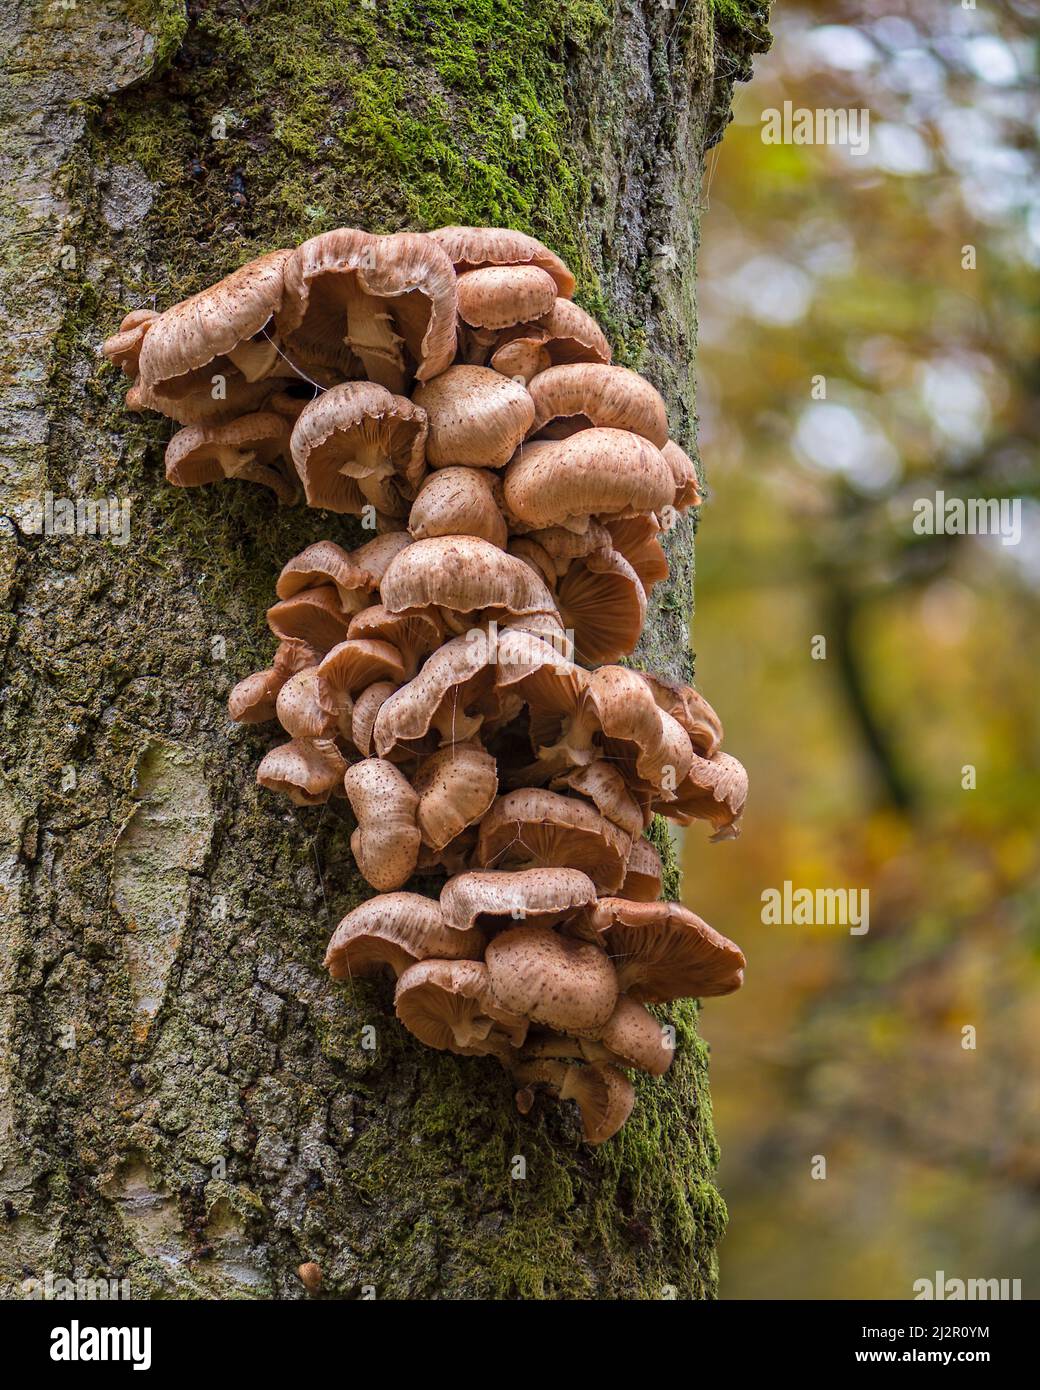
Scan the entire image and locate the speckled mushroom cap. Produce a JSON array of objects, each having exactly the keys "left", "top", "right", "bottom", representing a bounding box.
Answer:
[
  {"left": 317, "top": 637, "right": 407, "bottom": 698},
  {"left": 555, "top": 760, "right": 644, "bottom": 841},
  {"left": 139, "top": 249, "right": 292, "bottom": 396},
  {"left": 380, "top": 536, "right": 558, "bottom": 621},
  {"left": 661, "top": 439, "right": 702, "bottom": 511},
  {"left": 412, "top": 365, "right": 534, "bottom": 469},
  {"left": 426, "top": 225, "right": 575, "bottom": 298},
  {"left": 619, "top": 837, "right": 664, "bottom": 903},
  {"left": 324, "top": 892, "right": 484, "bottom": 981},
  {"left": 102, "top": 308, "right": 158, "bottom": 377},
  {"left": 636, "top": 672, "right": 724, "bottom": 758},
  {"left": 344, "top": 758, "right": 421, "bottom": 891},
  {"left": 228, "top": 667, "right": 286, "bottom": 725},
  {"left": 266, "top": 585, "right": 352, "bottom": 653},
  {"left": 126, "top": 372, "right": 278, "bottom": 426},
  {"left": 408, "top": 468, "right": 507, "bottom": 548},
  {"left": 256, "top": 738, "right": 347, "bottom": 806},
  {"left": 605, "top": 515, "right": 669, "bottom": 597},
  {"left": 289, "top": 381, "right": 427, "bottom": 516},
  {"left": 275, "top": 666, "right": 343, "bottom": 741},
  {"left": 532, "top": 298, "right": 612, "bottom": 364},
  {"left": 440, "top": 868, "right": 598, "bottom": 933},
  {"left": 485, "top": 923, "right": 617, "bottom": 1037},
  {"left": 586, "top": 665, "right": 695, "bottom": 796},
  {"left": 584, "top": 898, "right": 746, "bottom": 1001},
  {"left": 372, "top": 631, "right": 502, "bottom": 755},
  {"left": 475, "top": 789, "right": 632, "bottom": 893},
  {"left": 278, "top": 228, "right": 457, "bottom": 390},
  {"left": 394, "top": 959, "right": 528, "bottom": 1056},
  {"left": 503, "top": 428, "right": 674, "bottom": 531},
  {"left": 350, "top": 681, "right": 399, "bottom": 758},
  {"left": 164, "top": 412, "right": 297, "bottom": 504},
  {"left": 346, "top": 605, "right": 444, "bottom": 680},
  {"left": 653, "top": 749, "right": 749, "bottom": 839},
  {"left": 456, "top": 265, "right": 558, "bottom": 331},
  {"left": 527, "top": 364, "right": 669, "bottom": 447},
  {"left": 413, "top": 743, "right": 498, "bottom": 851},
  {"left": 594, "top": 996, "right": 675, "bottom": 1077},
  {"left": 275, "top": 540, "right": 377, "bottom": 615}
]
